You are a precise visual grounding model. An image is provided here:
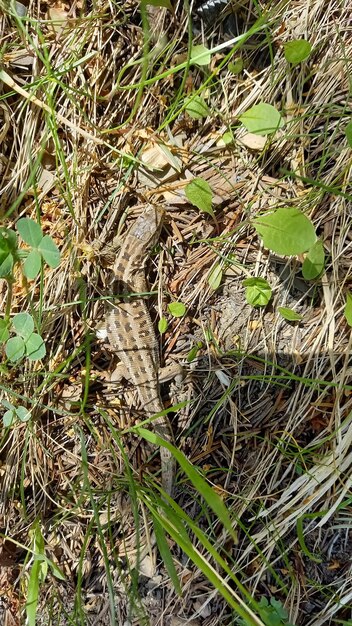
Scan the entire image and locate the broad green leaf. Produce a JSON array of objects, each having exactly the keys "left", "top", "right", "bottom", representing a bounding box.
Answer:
[
  {"left": 191, "top": 44, "right": 211, "bottom": 66},
  {"left": 239, "top": 103, "right": 283, "bottom": 136},
  {"left": 302, "top": 240, "right": 325, "bottom": 280},
  {"left": 3, "top": 410, "right": 15, "bottom": 427},
  {"left": 344, "top": 292, "right": 352, "bottom": 327},
  {"left": 141, "top": 0, "right": 172, "bottom": 8},
  {"left": 345, "top": 121, "right": 352, "bottom": 148},
  {"left": 13, "top": 312, "right": 34, "bottom": 340},
  {"left": 25, "top": 333, "right": 46, "bottom": 361},
  {"left": 284, "top": 39, "right": 312, "bottom": 65},
  {"left": 0, "top": 320, "right": 10, "bottom": 343},
  {"left": 16, "top": 406, "right": 31, "bottom": 422},
  {"left": 158, "top": 317, "right": 168, "bottom": 334},
  {"left": 254, "top": 207, "right": 316, "bottom": 255},
  {"left": 24, "top": 249, "right": 42, "bottom": 279},
  {"left": 16, "top": 218, "right": 43, "bottom": 247},
  {"left": 168, "top": 302, "right": 186, "bottom": 318},
  {"left": 208, "top": 264, "right": 223, "bottom": 290},
  {"left": 278, "top": 307, "right": 303, "bottom": 322},
  {"left": 153, "top": 515, "right": 181, "bottom": 595},
  {"left": 185, "top": 95, "right": 210, "bottom": 120},
  {"left": 243, "top": 277, "right": 272, "bottom": 307},
  {"left": 6, "top": 336, "right": 25, "bottom": 361},
  {"left": 185, "top": 178, "right": 214, "bottom": 216},
  {"left": 38, "top": 235, "right": 60, "bottom": 268},
  {"left": 228, "top": 57, "right": 243, "bottom": 74}
]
